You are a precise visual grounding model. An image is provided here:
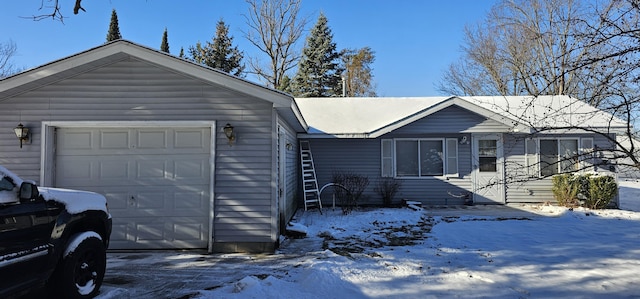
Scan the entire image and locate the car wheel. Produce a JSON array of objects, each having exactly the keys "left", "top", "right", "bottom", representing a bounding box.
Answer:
[{"left": 51, "top": 233, "right": 106, "bottom": 299}]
